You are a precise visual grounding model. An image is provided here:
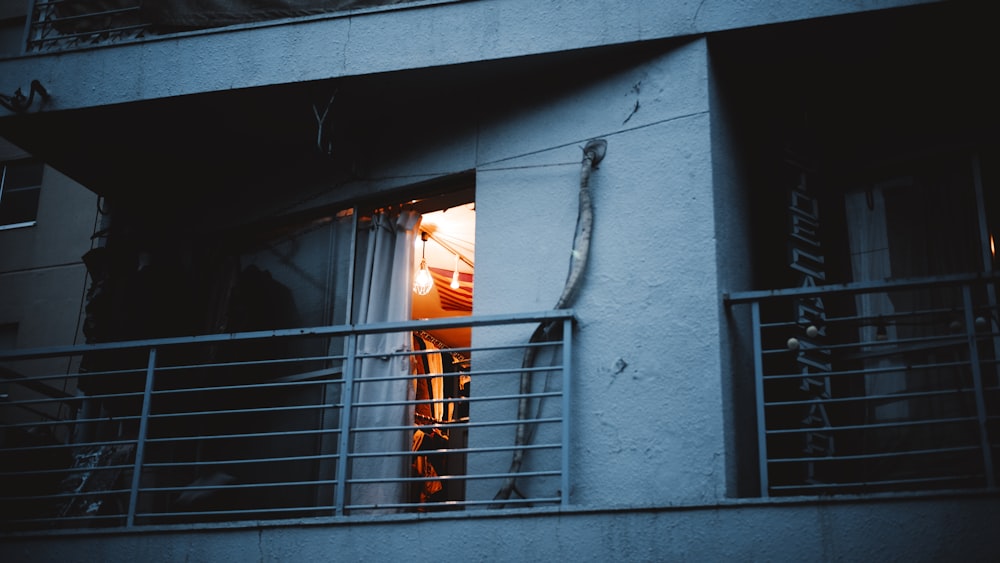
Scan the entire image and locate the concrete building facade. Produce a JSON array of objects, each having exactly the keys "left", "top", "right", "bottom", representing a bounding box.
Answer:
[{"left": 0, "top": 1, "right": 997, "bottom": 560}]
